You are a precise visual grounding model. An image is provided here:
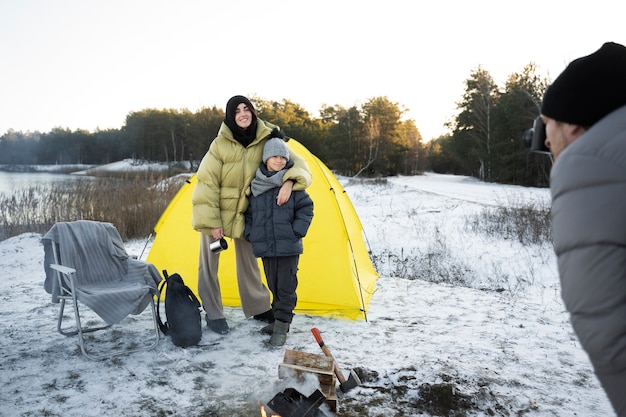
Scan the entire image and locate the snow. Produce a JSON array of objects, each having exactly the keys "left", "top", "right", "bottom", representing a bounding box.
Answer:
[{"left": 0, "top": 172, "right": 613, "bottom": 416}]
